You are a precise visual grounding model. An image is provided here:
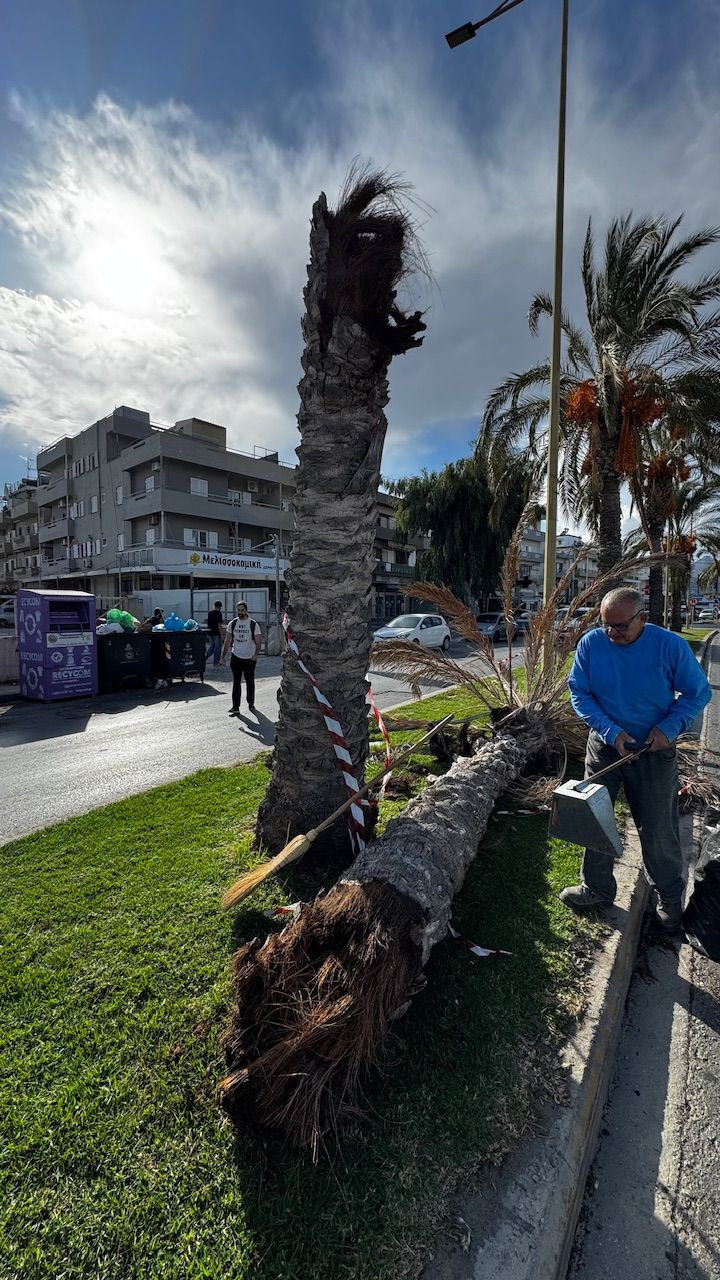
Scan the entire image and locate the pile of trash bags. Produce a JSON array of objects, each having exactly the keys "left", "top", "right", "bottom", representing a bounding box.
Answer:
[
  {"left": 97, "top": 608, "right": 139, "bottom": 636},
  {"left": 151, "top": 613, "right": 200, "bottom": 632}
]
